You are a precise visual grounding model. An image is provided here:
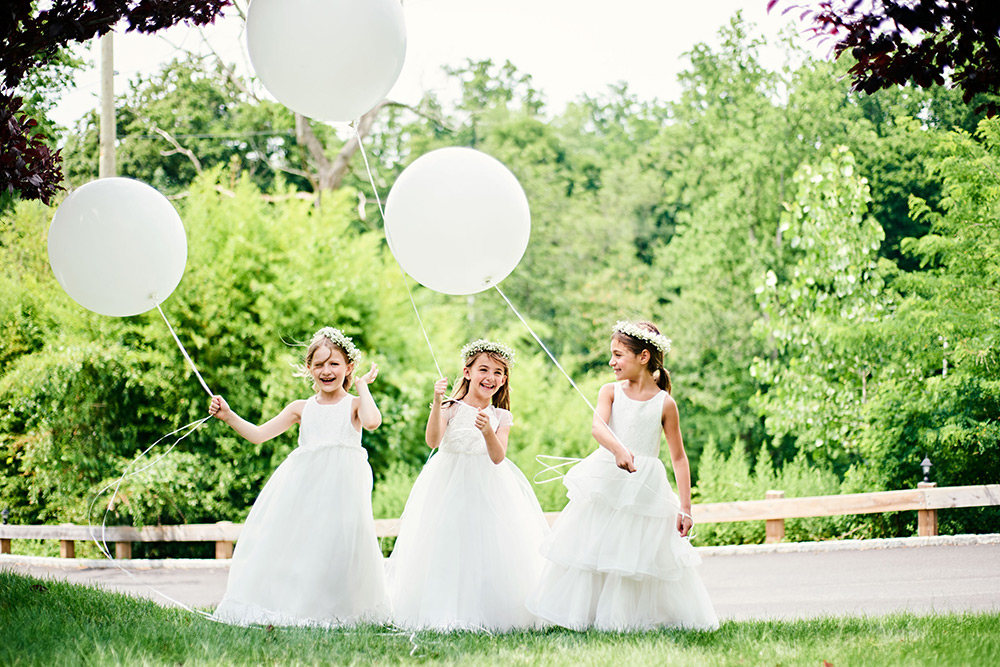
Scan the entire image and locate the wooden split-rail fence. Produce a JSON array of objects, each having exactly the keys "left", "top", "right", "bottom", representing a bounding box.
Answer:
[{"left": 1, "top": 483, "right": 997, "bottom": 559}]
